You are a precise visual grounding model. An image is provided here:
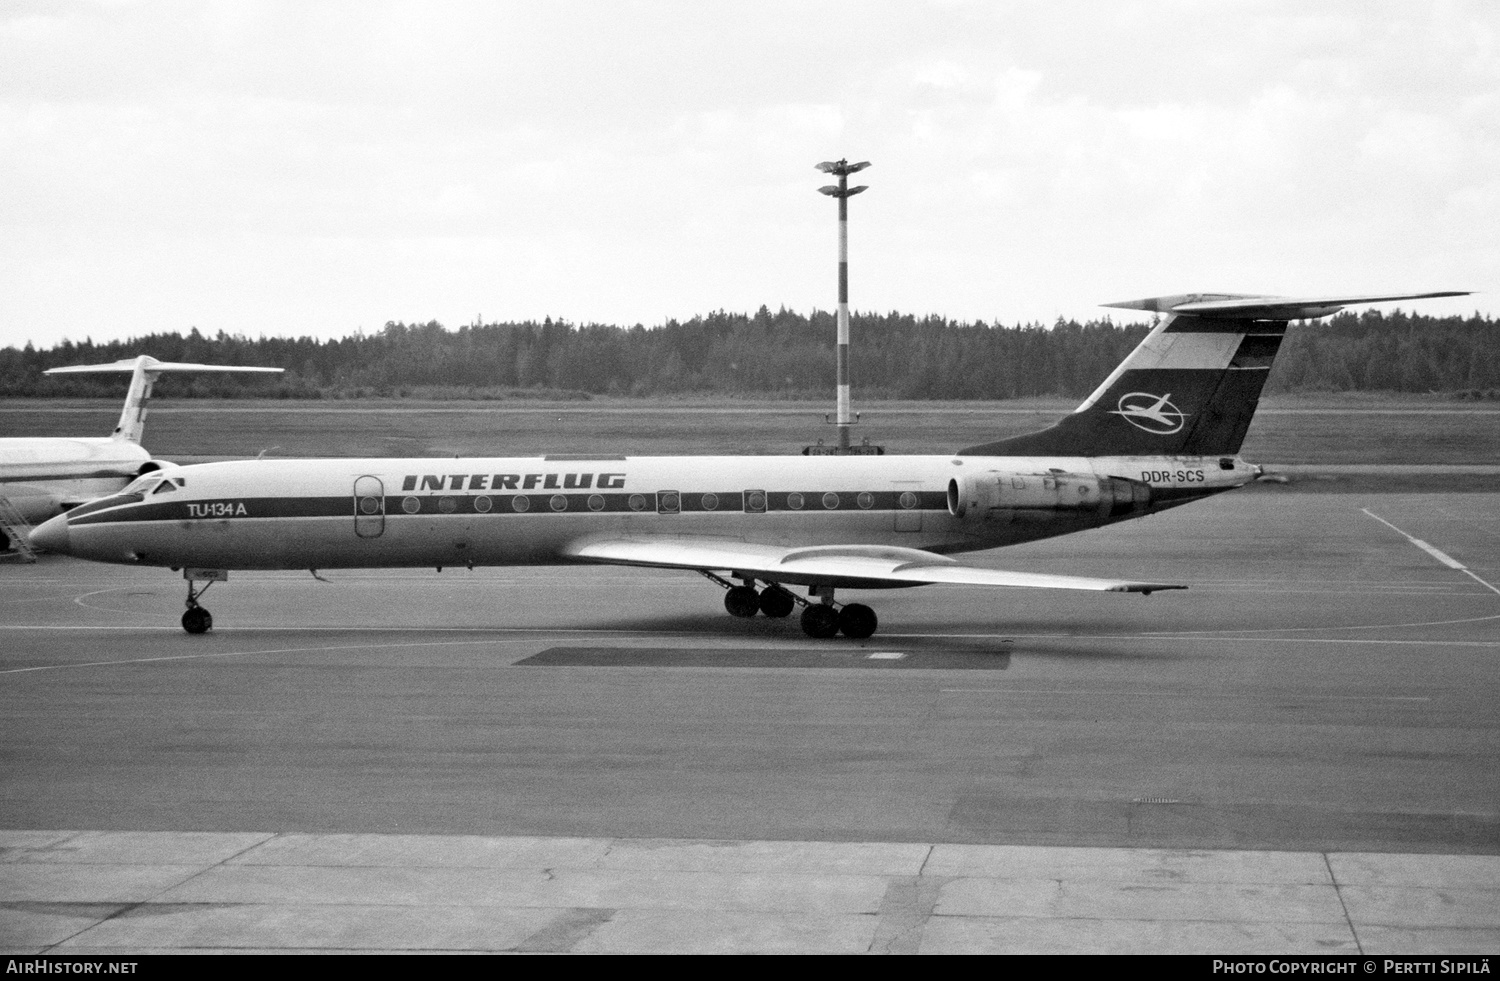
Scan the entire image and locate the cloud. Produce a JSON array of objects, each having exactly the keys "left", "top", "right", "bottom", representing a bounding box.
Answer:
[{"left": 1, "top": 0, "right": 1495, "bottom": 345}]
